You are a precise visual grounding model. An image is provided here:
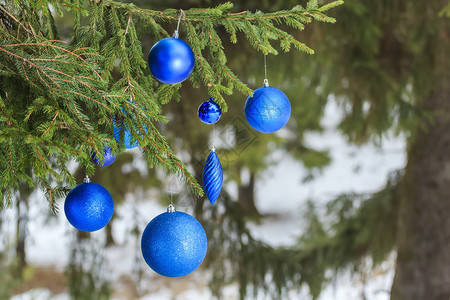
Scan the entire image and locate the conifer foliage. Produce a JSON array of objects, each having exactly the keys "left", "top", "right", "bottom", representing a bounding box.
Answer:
[{"left": 0, "top": 0, "right": 342, "bottom": 210}]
